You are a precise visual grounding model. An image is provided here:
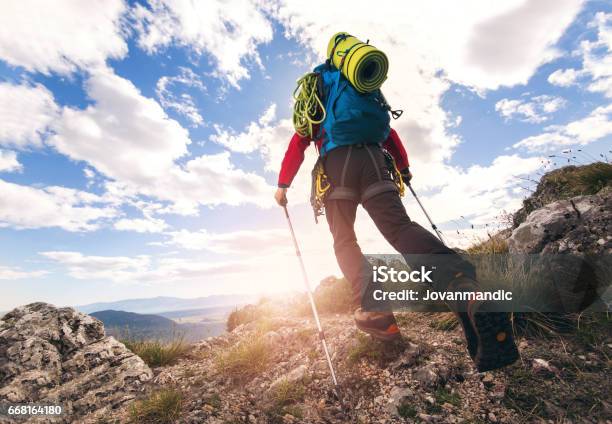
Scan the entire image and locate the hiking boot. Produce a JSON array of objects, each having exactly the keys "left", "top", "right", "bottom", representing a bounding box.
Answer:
[
  {"left": 354, "top": 308, "right": 401, "bottom": 341},
  {"left": 448, "top": 277, "right": 519, "bottom": 372}
]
